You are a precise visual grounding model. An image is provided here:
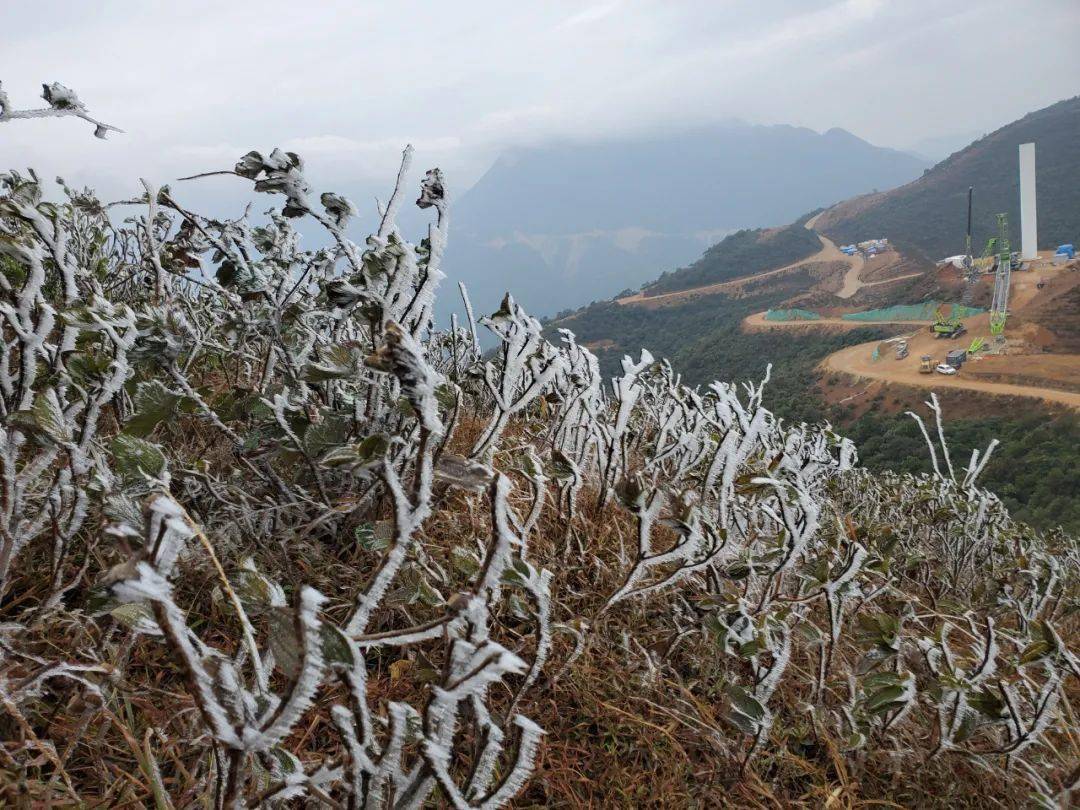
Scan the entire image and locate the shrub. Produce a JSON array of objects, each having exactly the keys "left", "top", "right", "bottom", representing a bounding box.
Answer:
[{"left": 0, "top": 87, "right": 1076, "bottom": 808}]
